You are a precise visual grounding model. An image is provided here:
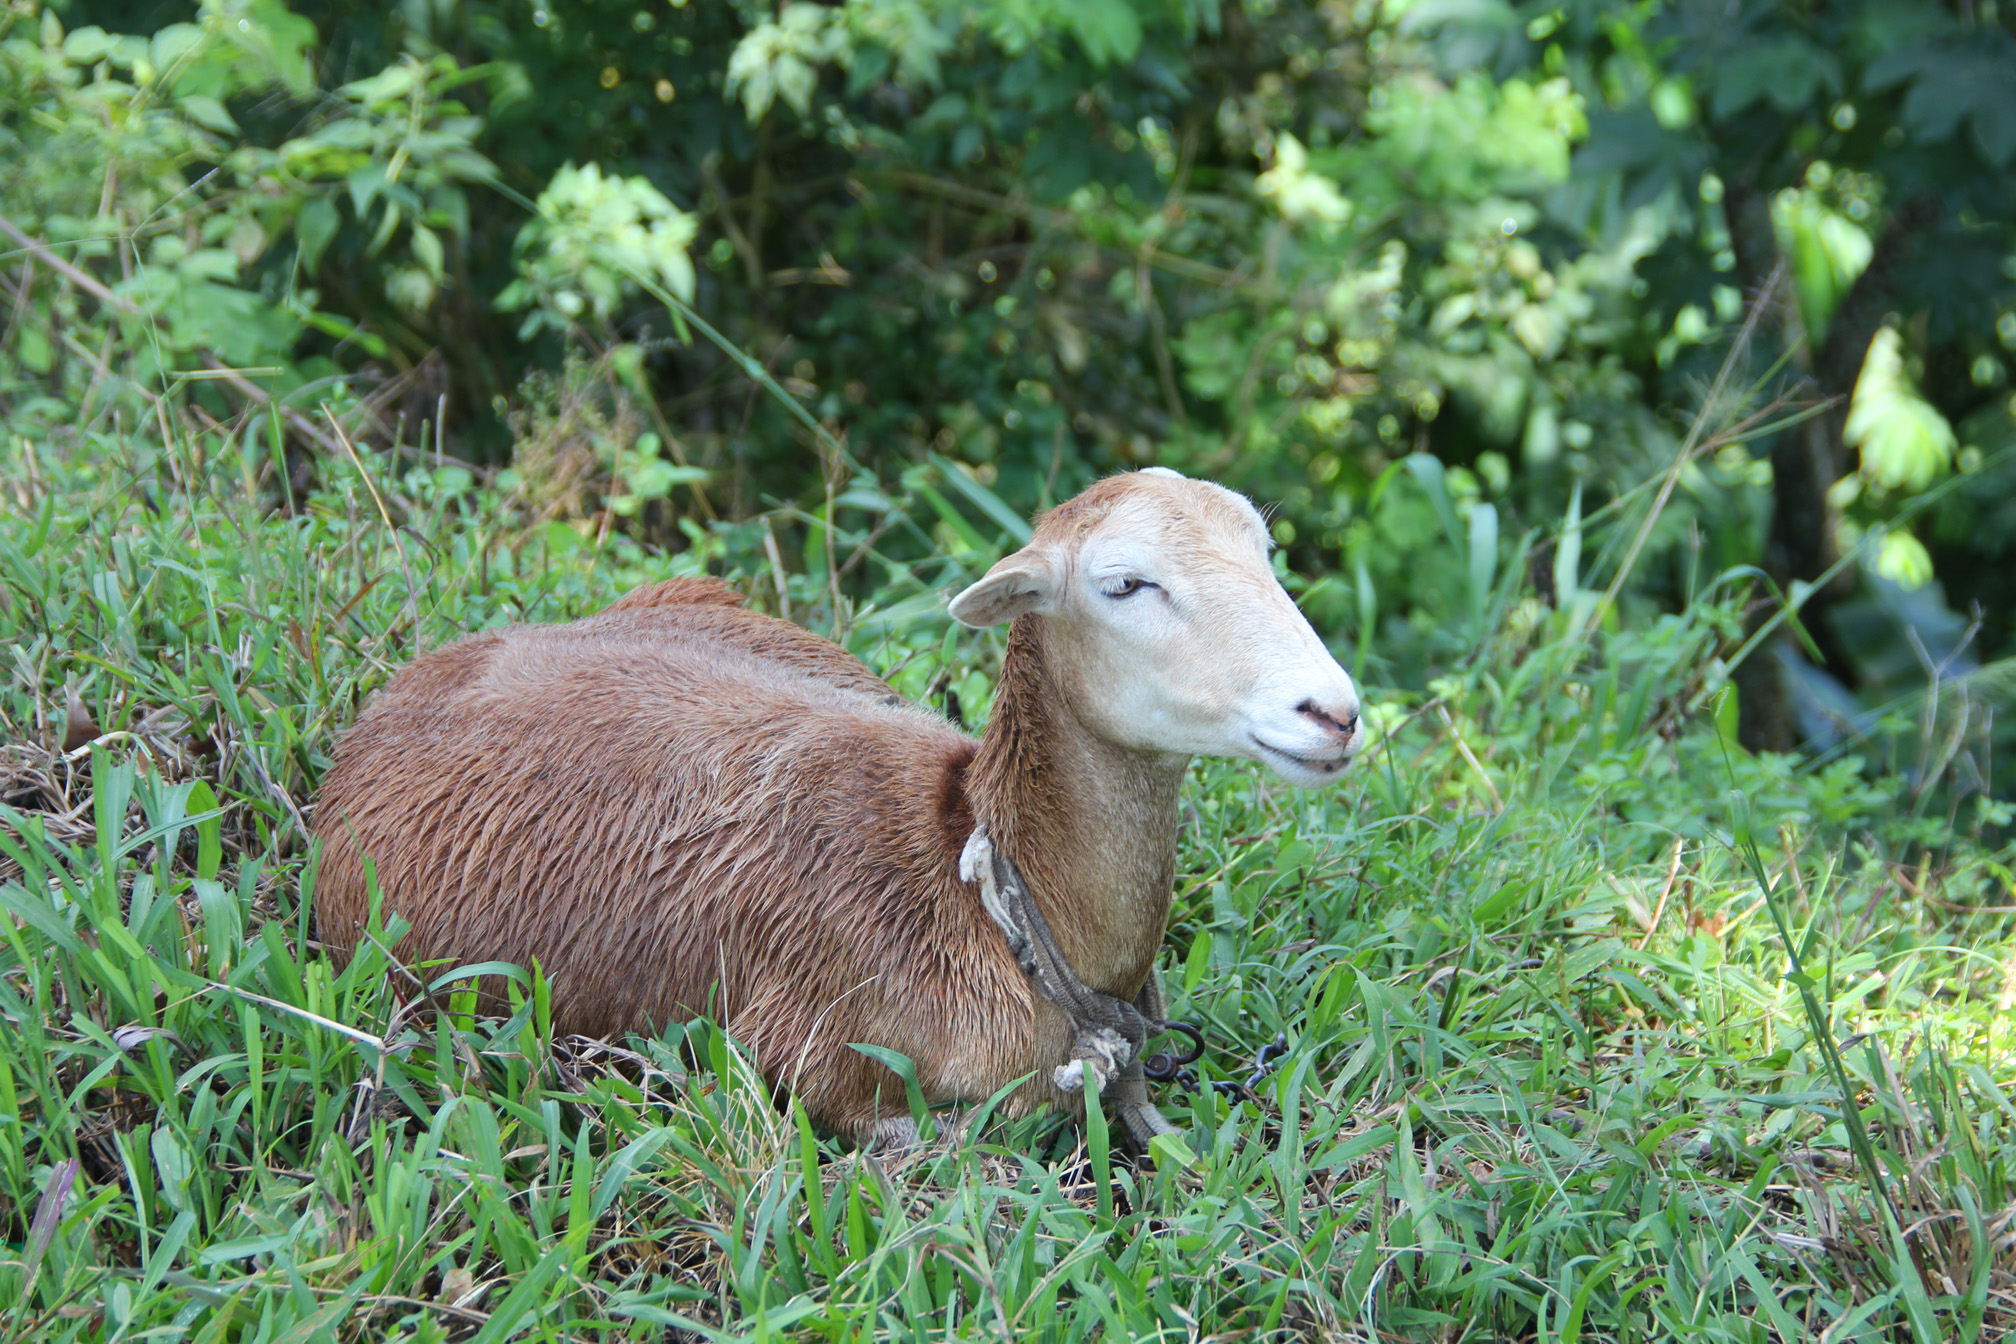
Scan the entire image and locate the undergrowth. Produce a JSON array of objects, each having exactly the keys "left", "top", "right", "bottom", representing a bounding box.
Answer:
[{"left": 2, "top": 425, "right": 2014, "bottom": 1342}]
